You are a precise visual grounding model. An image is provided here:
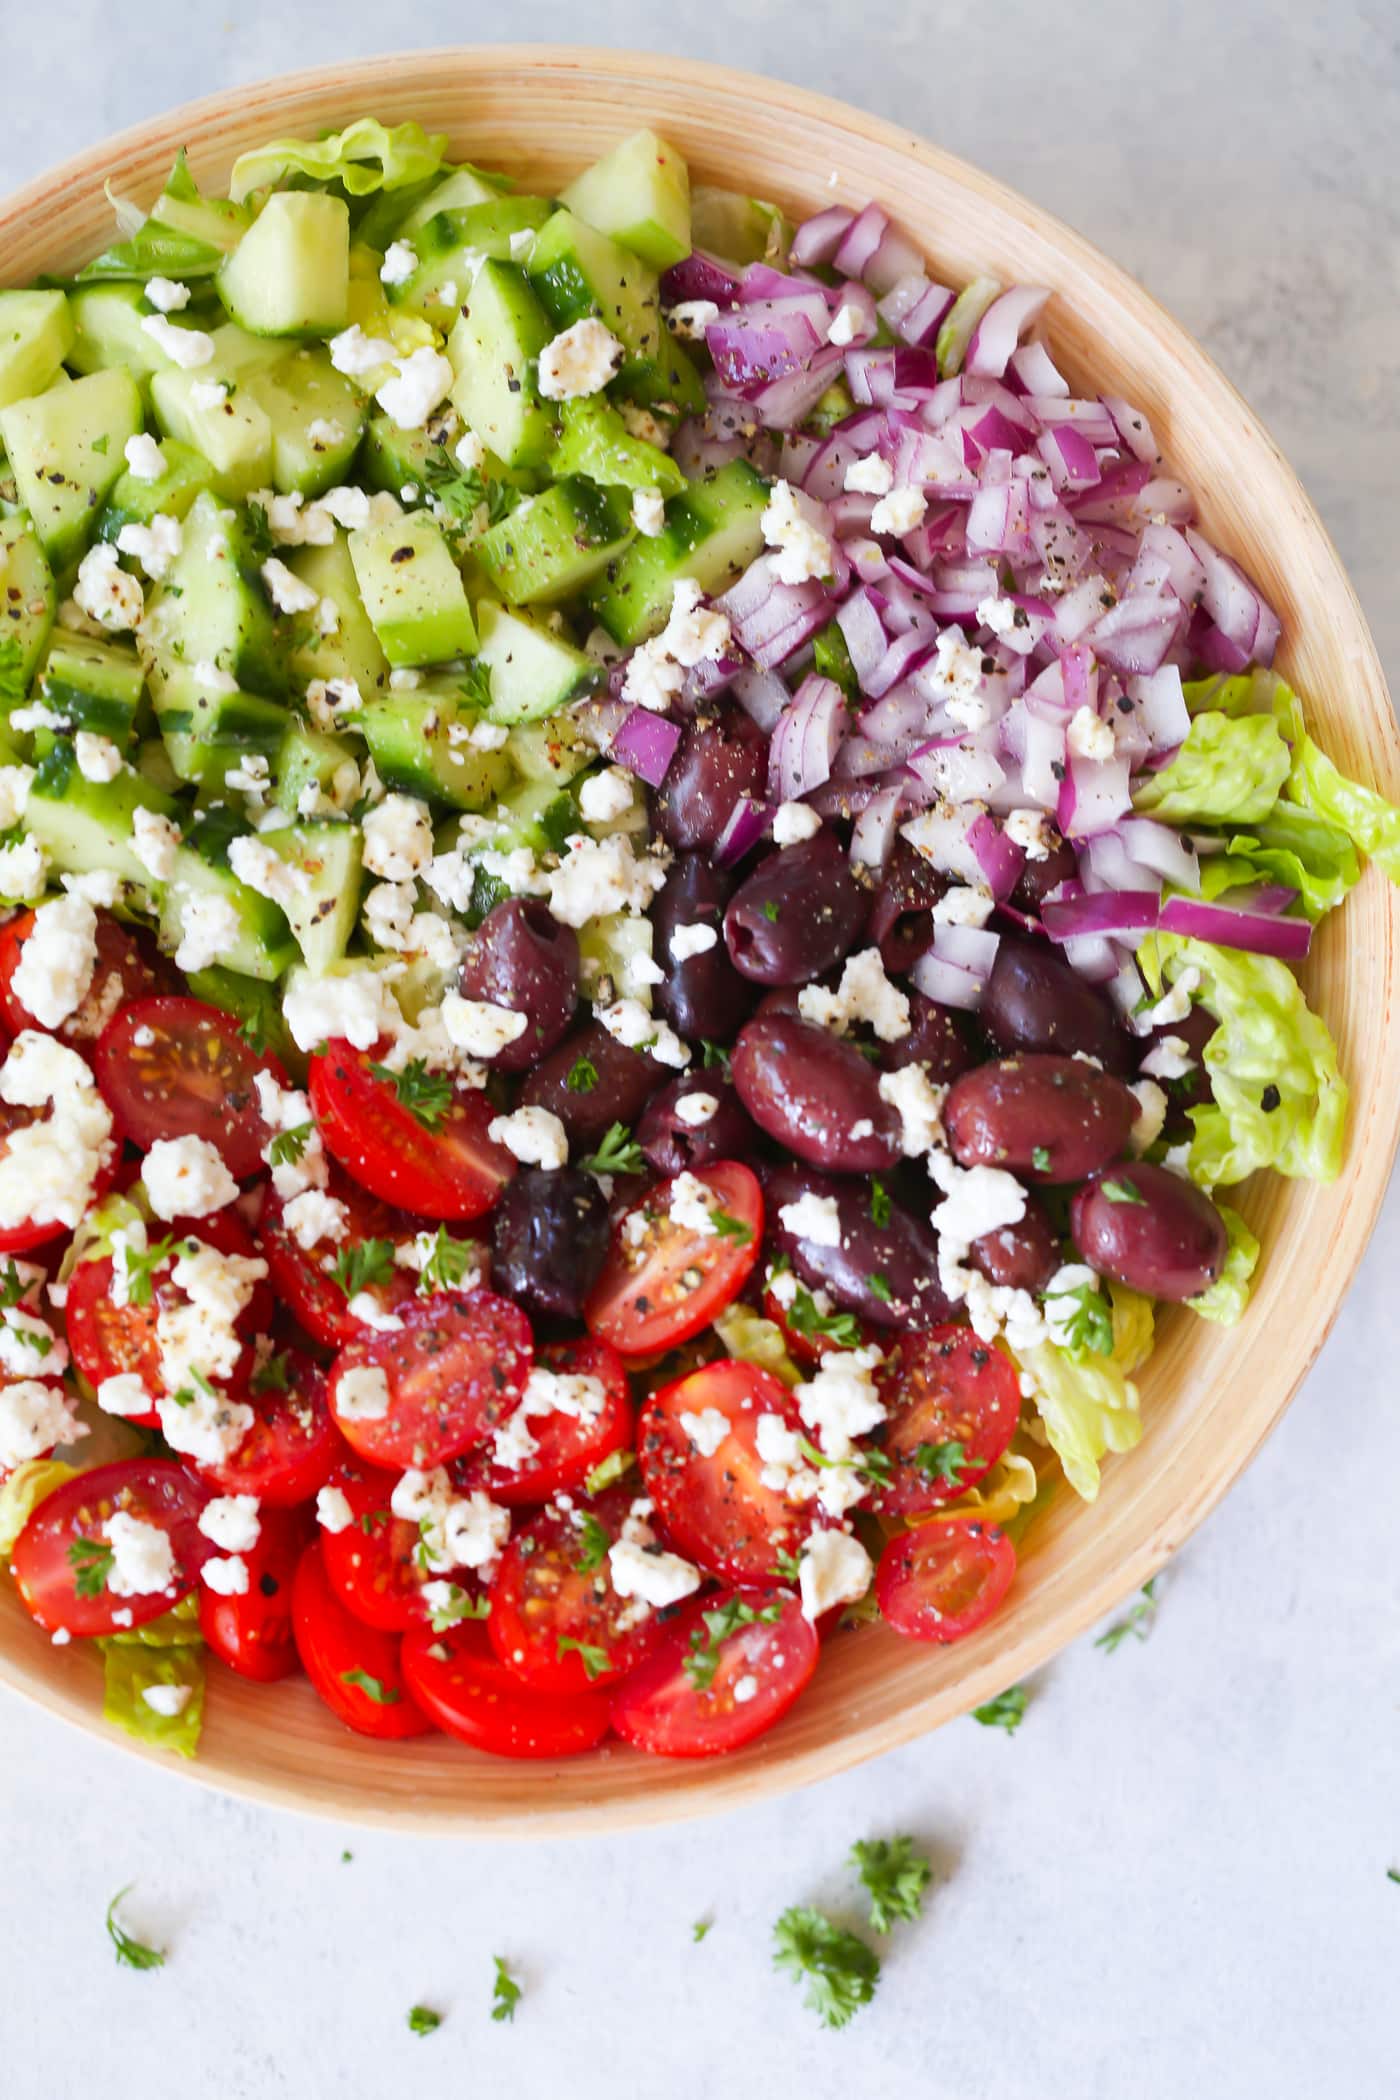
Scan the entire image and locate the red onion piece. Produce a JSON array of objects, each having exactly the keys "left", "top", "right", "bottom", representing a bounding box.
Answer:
[
  {"left": 1058, "top": 752, "right": 1132, "bottom": 839},
  {"left": 790, "top": 206, "right": 855, "bottom": 268},
  {"left": 609, "top": 706, "right": 683, "bottom": 788},
  {"left": 706, "top": 307, "right": 822, "bottom": 394},
  {"left": 1100, "top": 395, "right": 1161, "bottom": 464},
  {"left": 965, "top": 285, "right": 1051, "bottom": 380},
  {"left": 850, "top": 784, "right": 904, "bottom": 874},
  {"left": 833, "top": 203, "right": 888, "bottom": 279},
  {"left": 968, "top": 811, "right": 1025, "bottom": 899},
  {"left": 713, "top": 793, "right": 773, "bottom": 868},
  {"left": 768, "top": 674, "right": 849, "bottom": 801},
  {"left": 1158, "top": 895, "right": 1310, "bottom": 958},
  {"left": 661, "top": 250, "right": 741, "bottom": 306}
]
